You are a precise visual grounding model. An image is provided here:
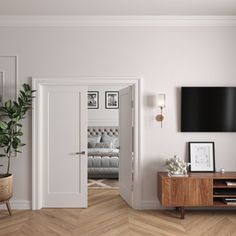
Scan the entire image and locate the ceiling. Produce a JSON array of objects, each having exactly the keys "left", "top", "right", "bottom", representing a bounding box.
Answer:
[{"left": 0, "top": 0, "right": 236, "bottom": 15}]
